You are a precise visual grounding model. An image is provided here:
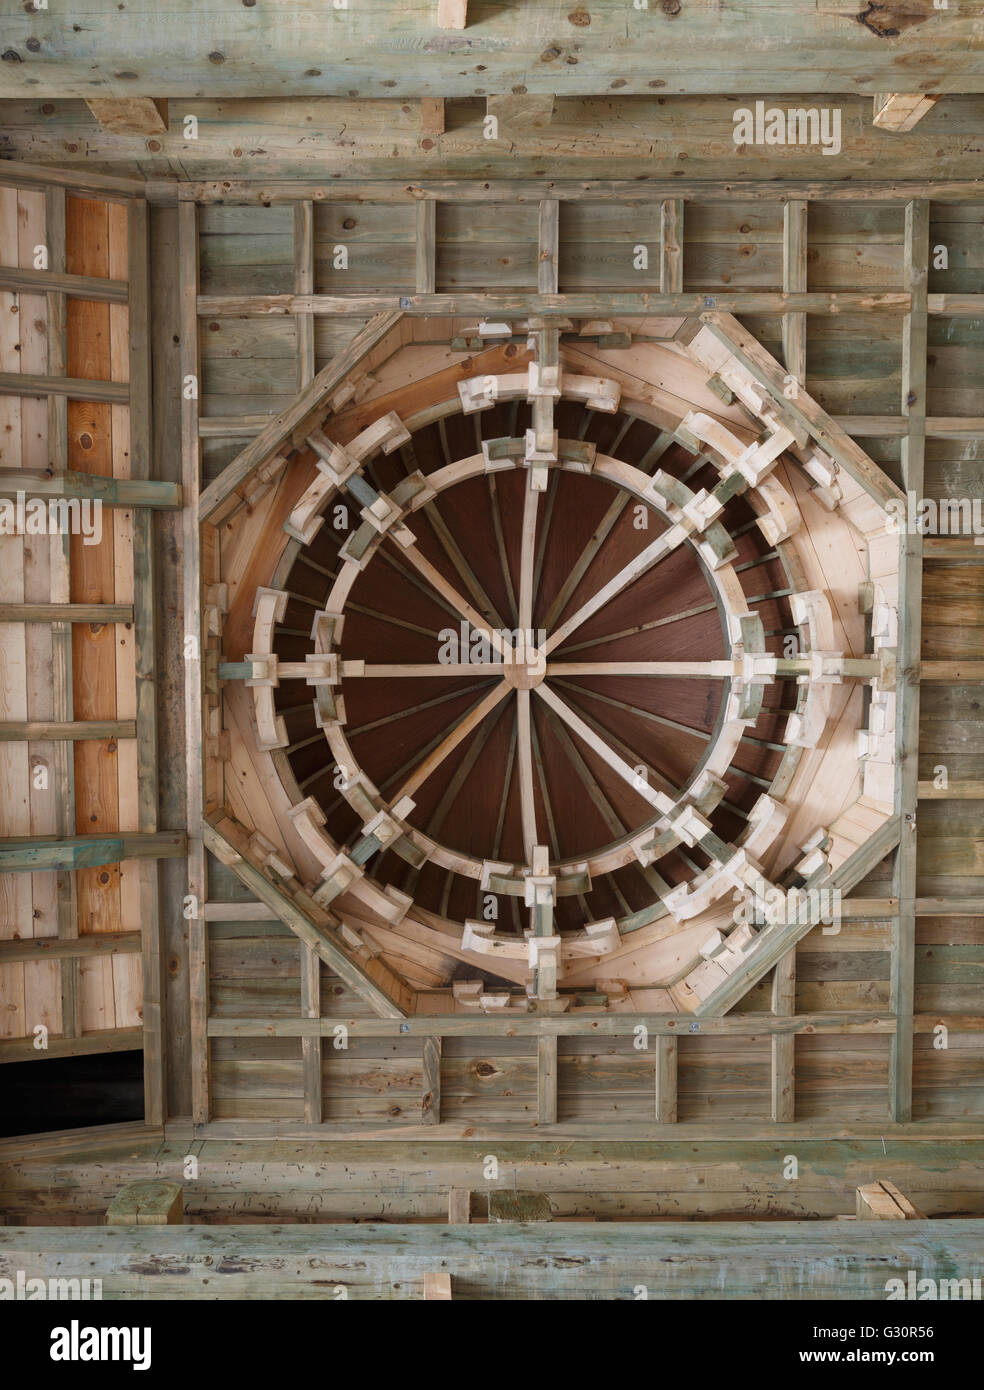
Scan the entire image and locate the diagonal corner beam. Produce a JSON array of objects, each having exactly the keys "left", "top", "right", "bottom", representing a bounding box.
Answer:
[
  {"left": 698, "top": 311, "right": 904, "bottom": 510},
  {"left": 197, "top": 310, "right": 404, "bottom": 521},
  {"left": 201, "top": 820, "right": 409, "bottom": 1019},
  {"left": 693, "top": 815, "right": 902, "bottom": 1018}
]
